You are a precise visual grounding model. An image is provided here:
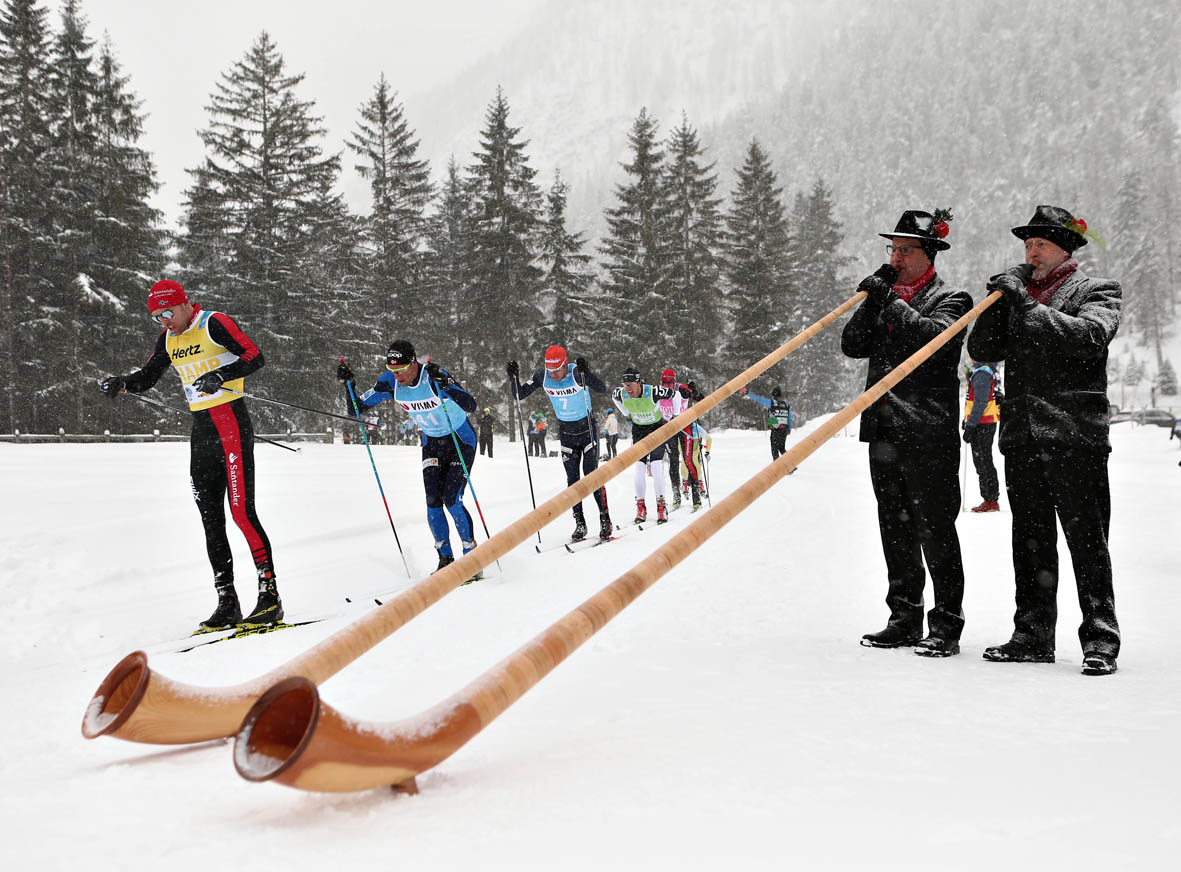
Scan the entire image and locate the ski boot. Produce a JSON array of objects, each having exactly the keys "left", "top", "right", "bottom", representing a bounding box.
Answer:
[
  {"left": 241, "top": 569, "right": 283, "bottom": 627},
  {"left": 656, "top": 497, "right": 668, "bottom": 524},
  {"left": 460, "top": 540, "right": 483, "bottom": 584},
  {"left": 571, "top": 507, "right": 588, "bottom": 542},
  {"left": 599, "top": 513, "right": 614, "bottom": 542},
  {"left": 634, "top": 498, "right": 647, "bottom": 524},
  {"left": 670, "top": 490, "right": 681, "bottom": 510},
  {"left": 199, "top": 578, "right": 242, "bottom": 631},
  {"left": 690, "top": 480, "right": 702, "bottom": 512},
  {"left": 436, "top": 548, "right": 455, "bottom": 572}
]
